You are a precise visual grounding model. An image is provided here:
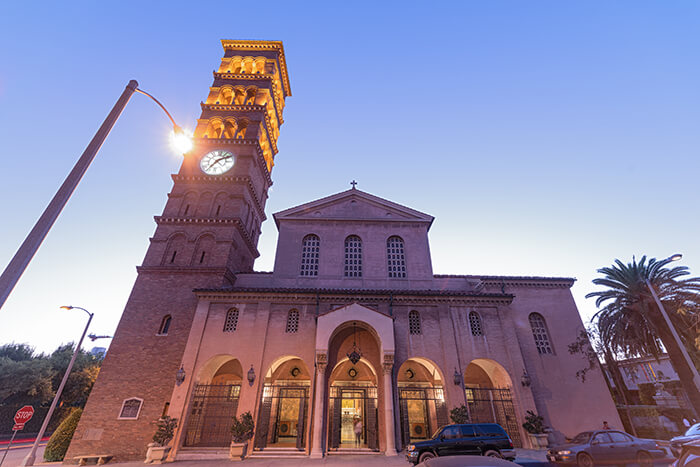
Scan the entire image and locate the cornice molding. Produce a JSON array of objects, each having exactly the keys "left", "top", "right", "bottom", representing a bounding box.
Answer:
[
  {"left": 170, "top": 174, "right": 266, "bottom": 219},
  {"left": 212, "top": 72, "right": 285, "bottom": 120},
  {"left": 194, "top": 287, "right": 513, "bottom": 305},
  {"left": 219, "top": 40, "right": 291, "bottom": 97},
  {"left": 154, "top": 216, "right": 260, "bottom": 258},
  {"left": 135, "top": 266, "right": 236, "bottom": 283},
  {"left": 197, "top": 106, "right": 279, "bottom": 155}
]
